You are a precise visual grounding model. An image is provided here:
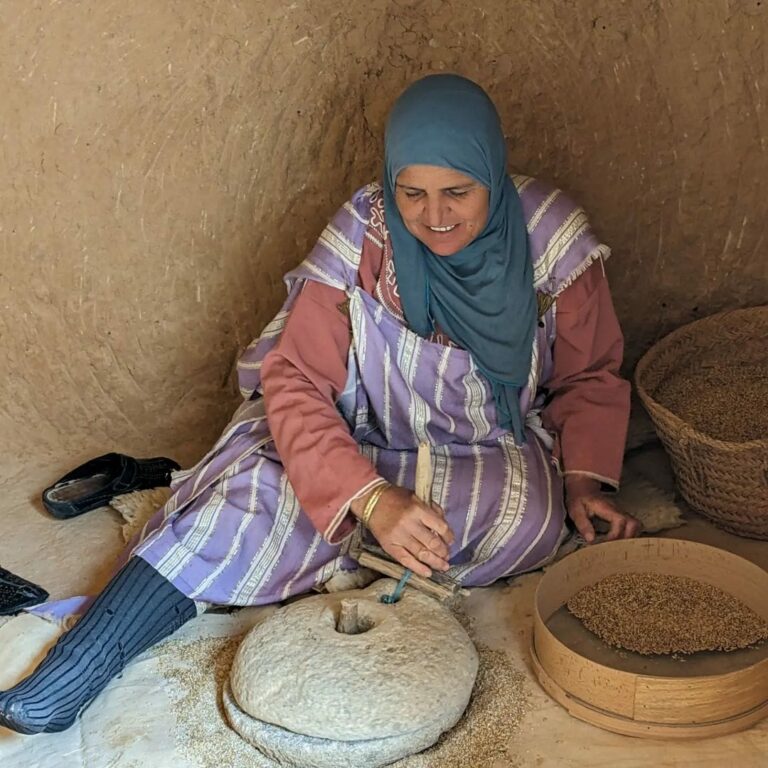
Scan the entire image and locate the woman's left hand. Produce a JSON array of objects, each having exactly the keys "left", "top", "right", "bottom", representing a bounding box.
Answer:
[{"left": 564, "top": 475, "right": 640, "bottom": 544}]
